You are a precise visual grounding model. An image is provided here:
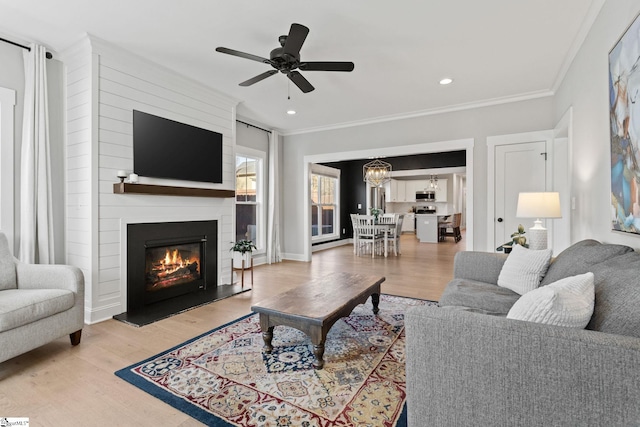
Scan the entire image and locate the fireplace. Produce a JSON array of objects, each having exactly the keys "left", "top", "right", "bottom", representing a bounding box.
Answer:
[
  {"left": 115, "top": 219, "right": 251, "bottom": 326},
  {"left": 121, "top": 220, "right": 219, "bottom": 323},
  {"left": 143, "top": 238, "right": 205, "bottom": 305}
]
